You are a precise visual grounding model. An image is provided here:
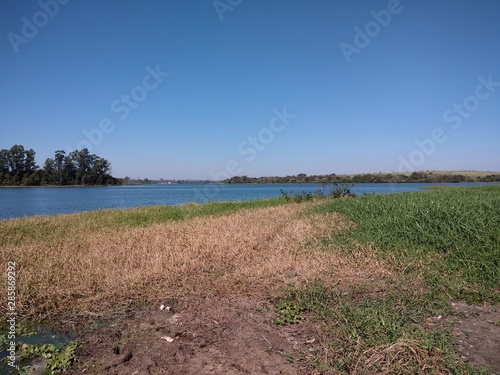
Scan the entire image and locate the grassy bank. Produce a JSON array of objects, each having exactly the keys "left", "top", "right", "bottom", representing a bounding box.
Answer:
[
  {"left": 2, "top": 196, "right": 350, "bottom": 320},
  {"left": 282, "top": 185, "right": 499, "bottom": 373},
  {"left": 1, "top": 186, "right": 498, "bottom": 373},
  {"left": 0, "top": 197, "right": 287, "bottom": 248},
  {"left": 312, "top": 185, "right": 499, "bottom": 303}
]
